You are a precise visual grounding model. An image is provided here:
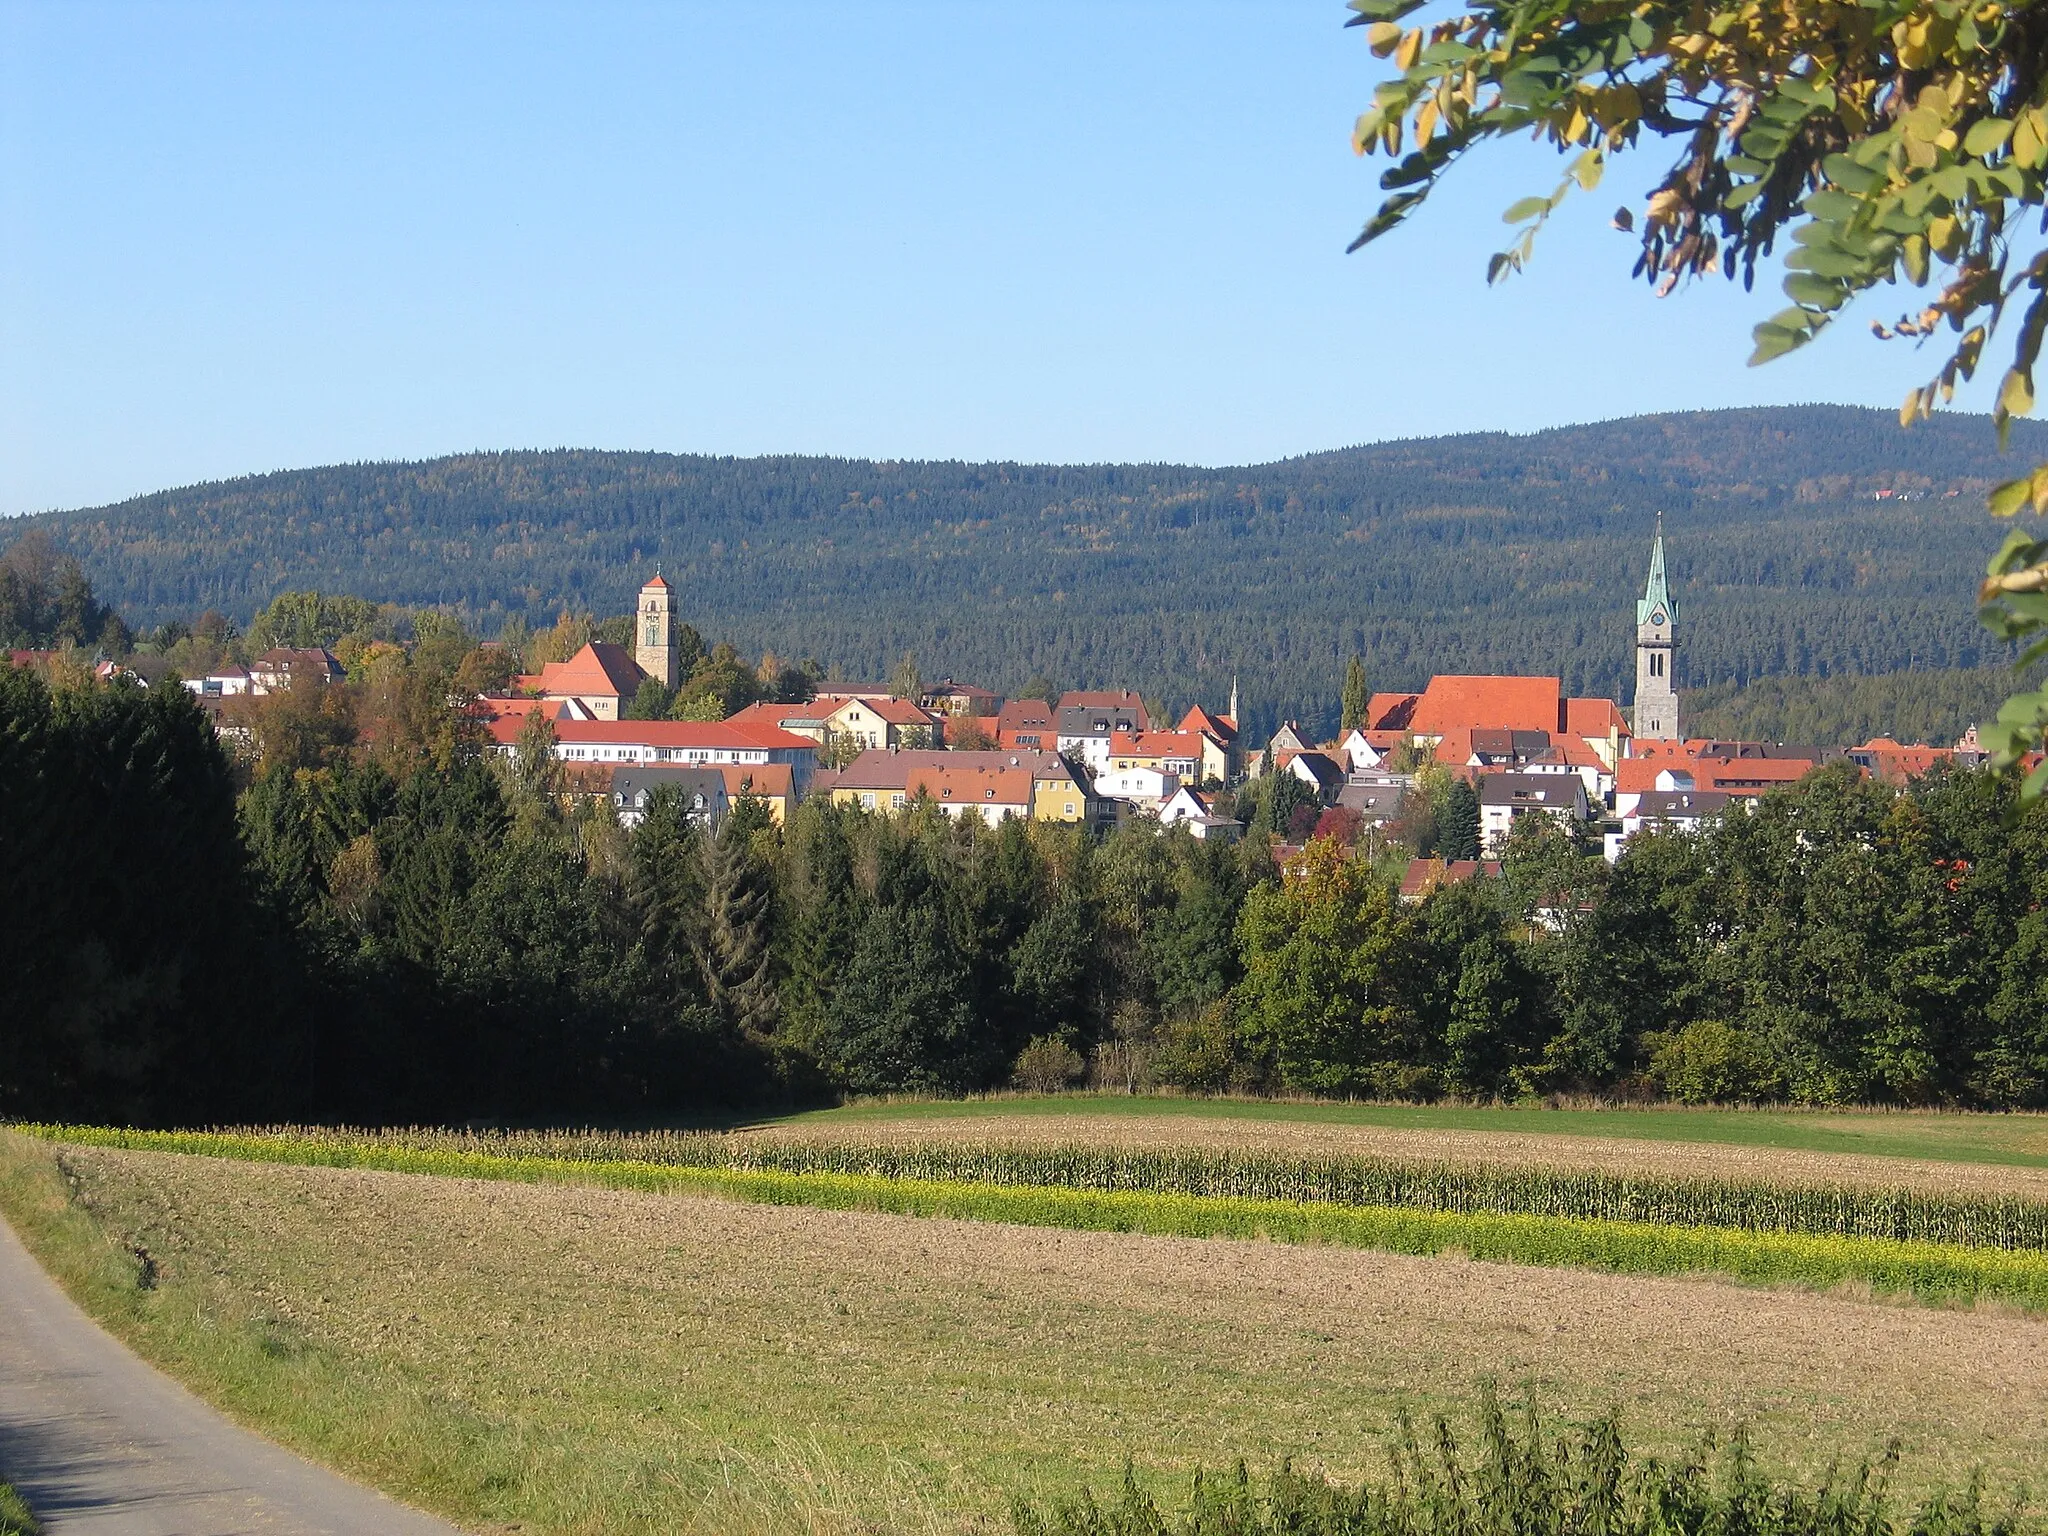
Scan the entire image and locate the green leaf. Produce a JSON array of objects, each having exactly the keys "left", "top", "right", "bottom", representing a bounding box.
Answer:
[
  {"left": 2000, "top": 368, "right": 2036, "bottom": 420},
  {"left": 1804, "top": 189, "right": 1864, "bottom": 221},
  {"left": 1501, "top": 196, "right": 1551, "bottom": 223},
  {"left": 1783, "top": 273, "right": 1845, "bottom": 308},
  {"left": 1824, "top": 154, "right": 1884, "bottom": 193},
  {"left": 1725, "top": 155, "right": 1770, "bottom": 176},
  {"left": 1725, "top": 180, "right": 1768, "bottom": 209},
  {"left": 1749, "top": 322, "right": 1805, "bottom": 365},
  {"left": 1990, "top": 477, "right": 2033, "bottom": 517},
  {"left": 1964, "top": 117, "right": 2014, "bottom": 156}
]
